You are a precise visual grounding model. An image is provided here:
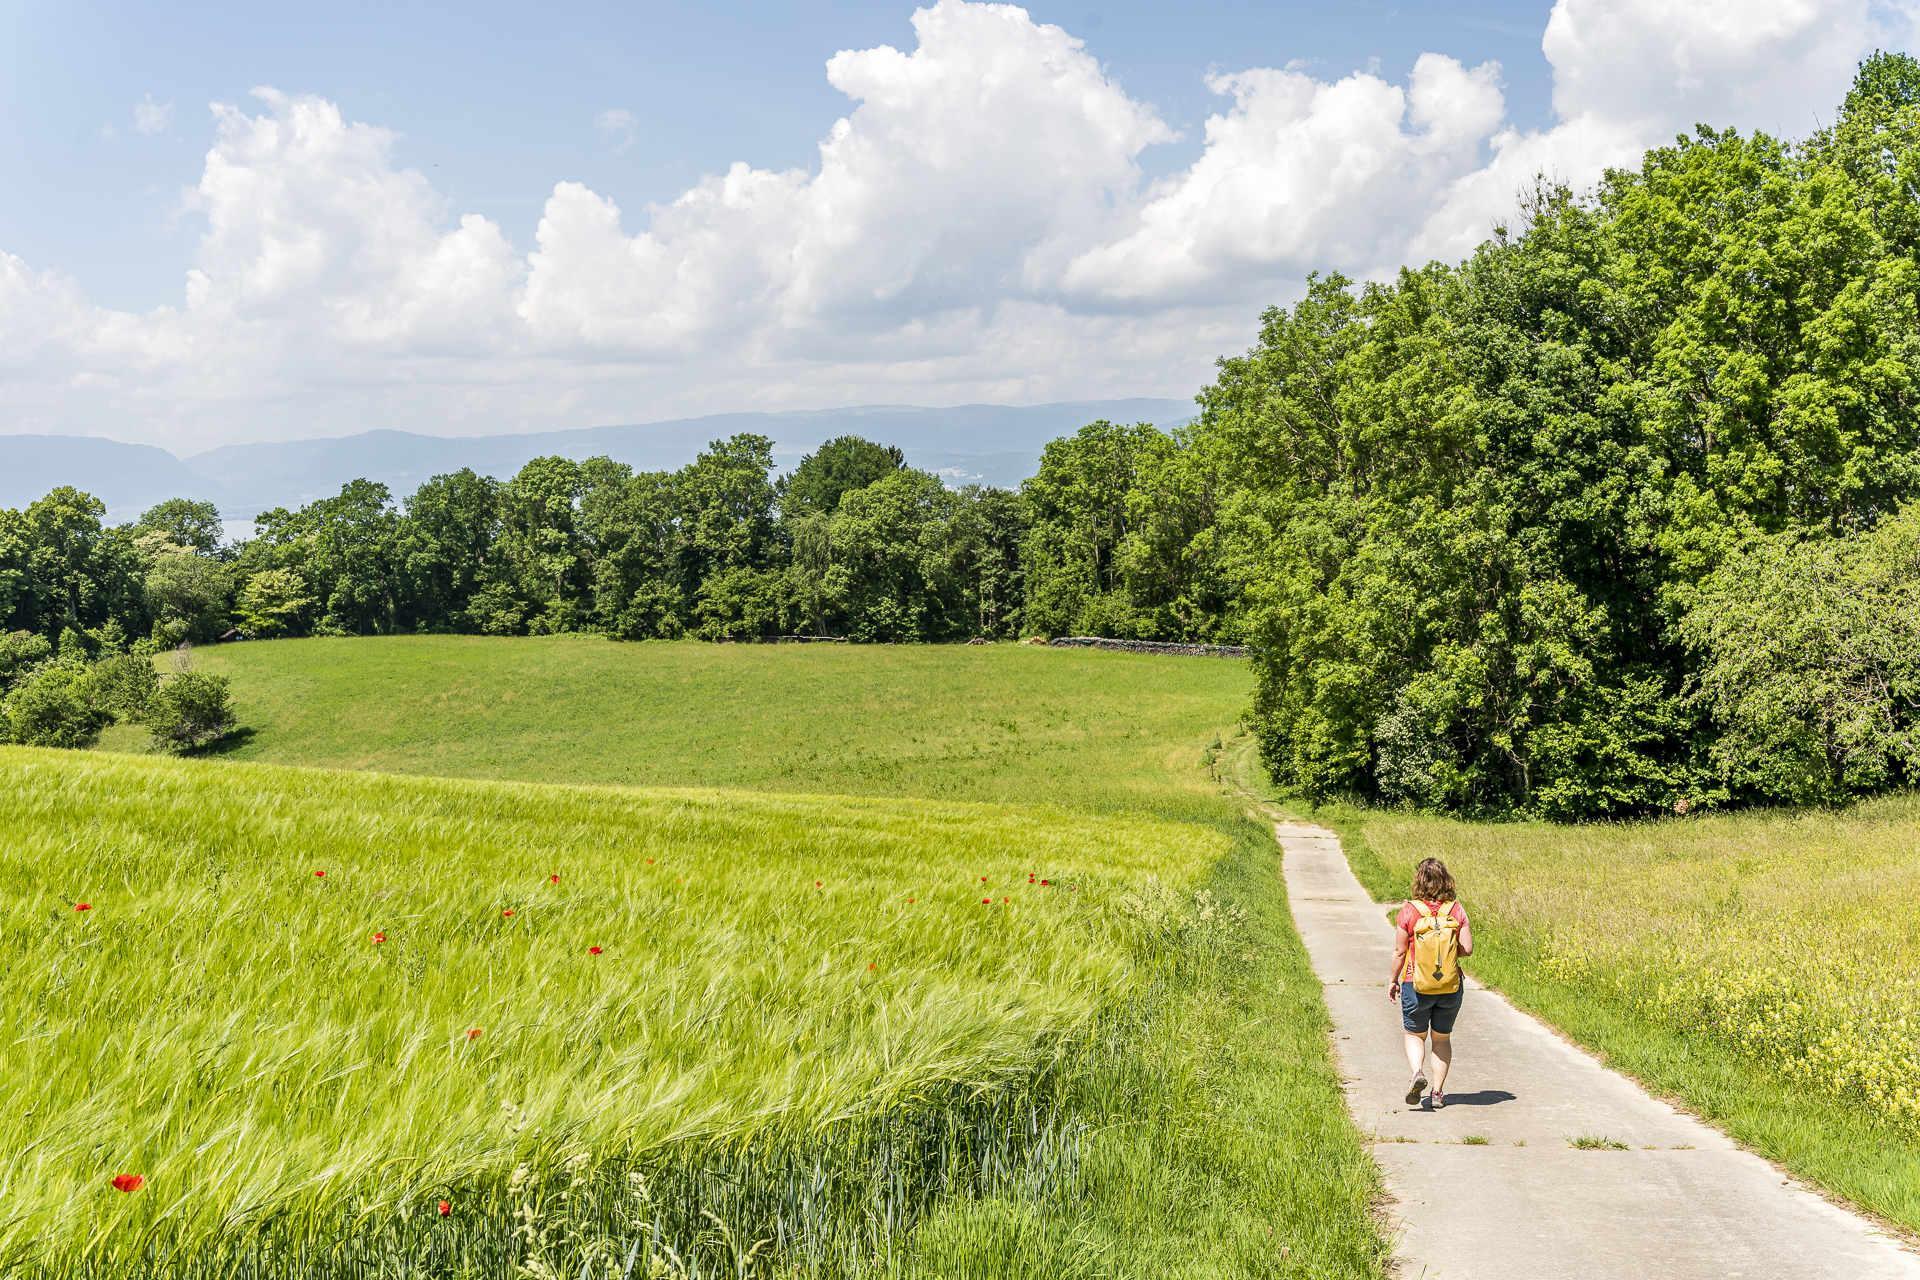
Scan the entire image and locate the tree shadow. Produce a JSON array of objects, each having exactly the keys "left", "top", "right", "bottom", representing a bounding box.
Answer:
[{"left": 184, "top": 727, "right": 260, "bottom": 758}]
